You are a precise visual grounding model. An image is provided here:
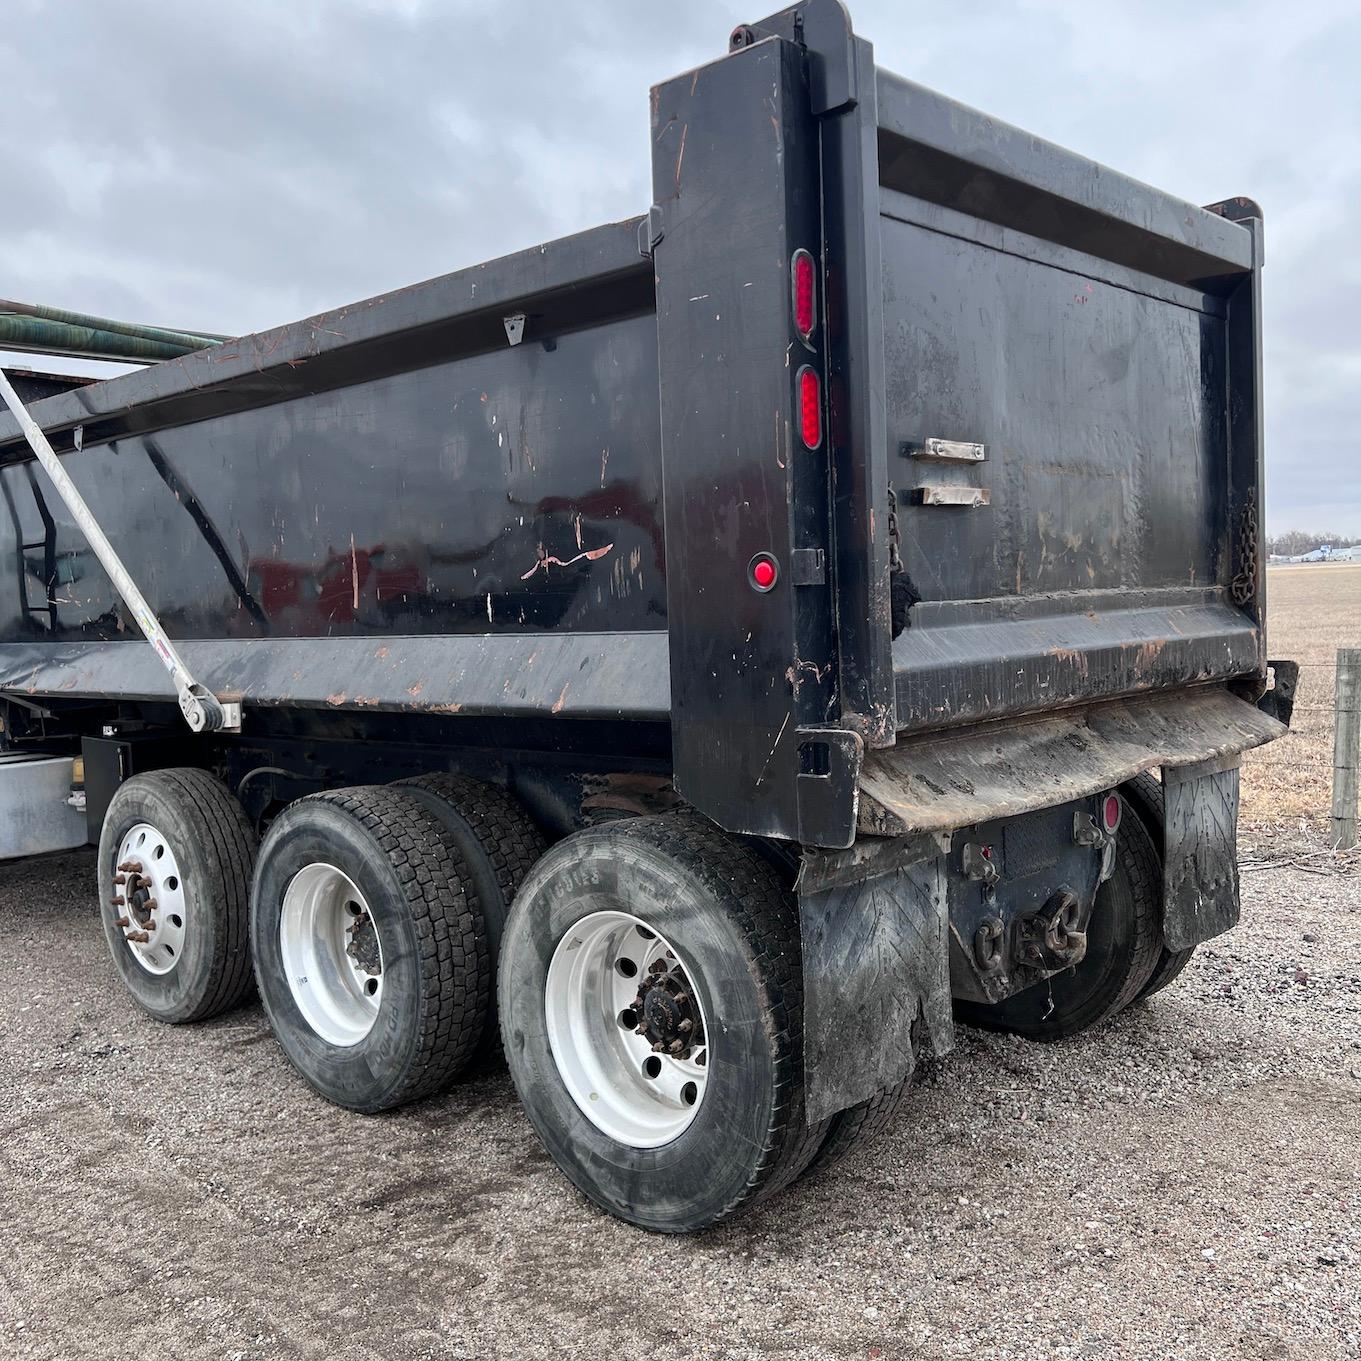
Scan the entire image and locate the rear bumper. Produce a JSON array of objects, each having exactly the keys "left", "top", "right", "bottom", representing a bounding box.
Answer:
[{"left": 858, "top": 684, "right": 1284, "bottom": 836}]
